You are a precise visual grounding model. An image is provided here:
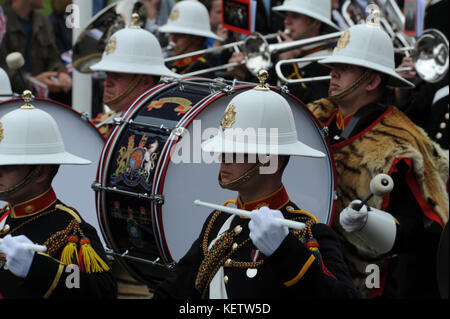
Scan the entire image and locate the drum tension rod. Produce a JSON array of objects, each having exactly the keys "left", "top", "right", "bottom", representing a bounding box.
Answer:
[
  {"left": 104, "top": 248, "right": 175, "bottom": 270},
  {"left": 121, "top": 118, "right": 174, "bottom": 136},
  {"left": 91, "top": 182, "right": 165, "bottom": 205}
]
